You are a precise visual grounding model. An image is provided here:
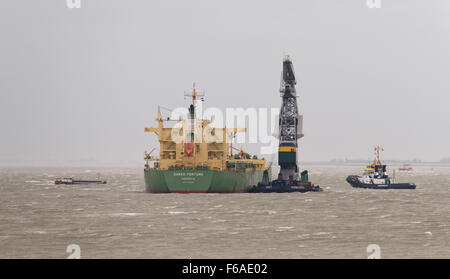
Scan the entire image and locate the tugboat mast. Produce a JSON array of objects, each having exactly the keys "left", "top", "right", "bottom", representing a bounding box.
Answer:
[{"left": 373, "top": 145, "right": 384, "bottom": 166}]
